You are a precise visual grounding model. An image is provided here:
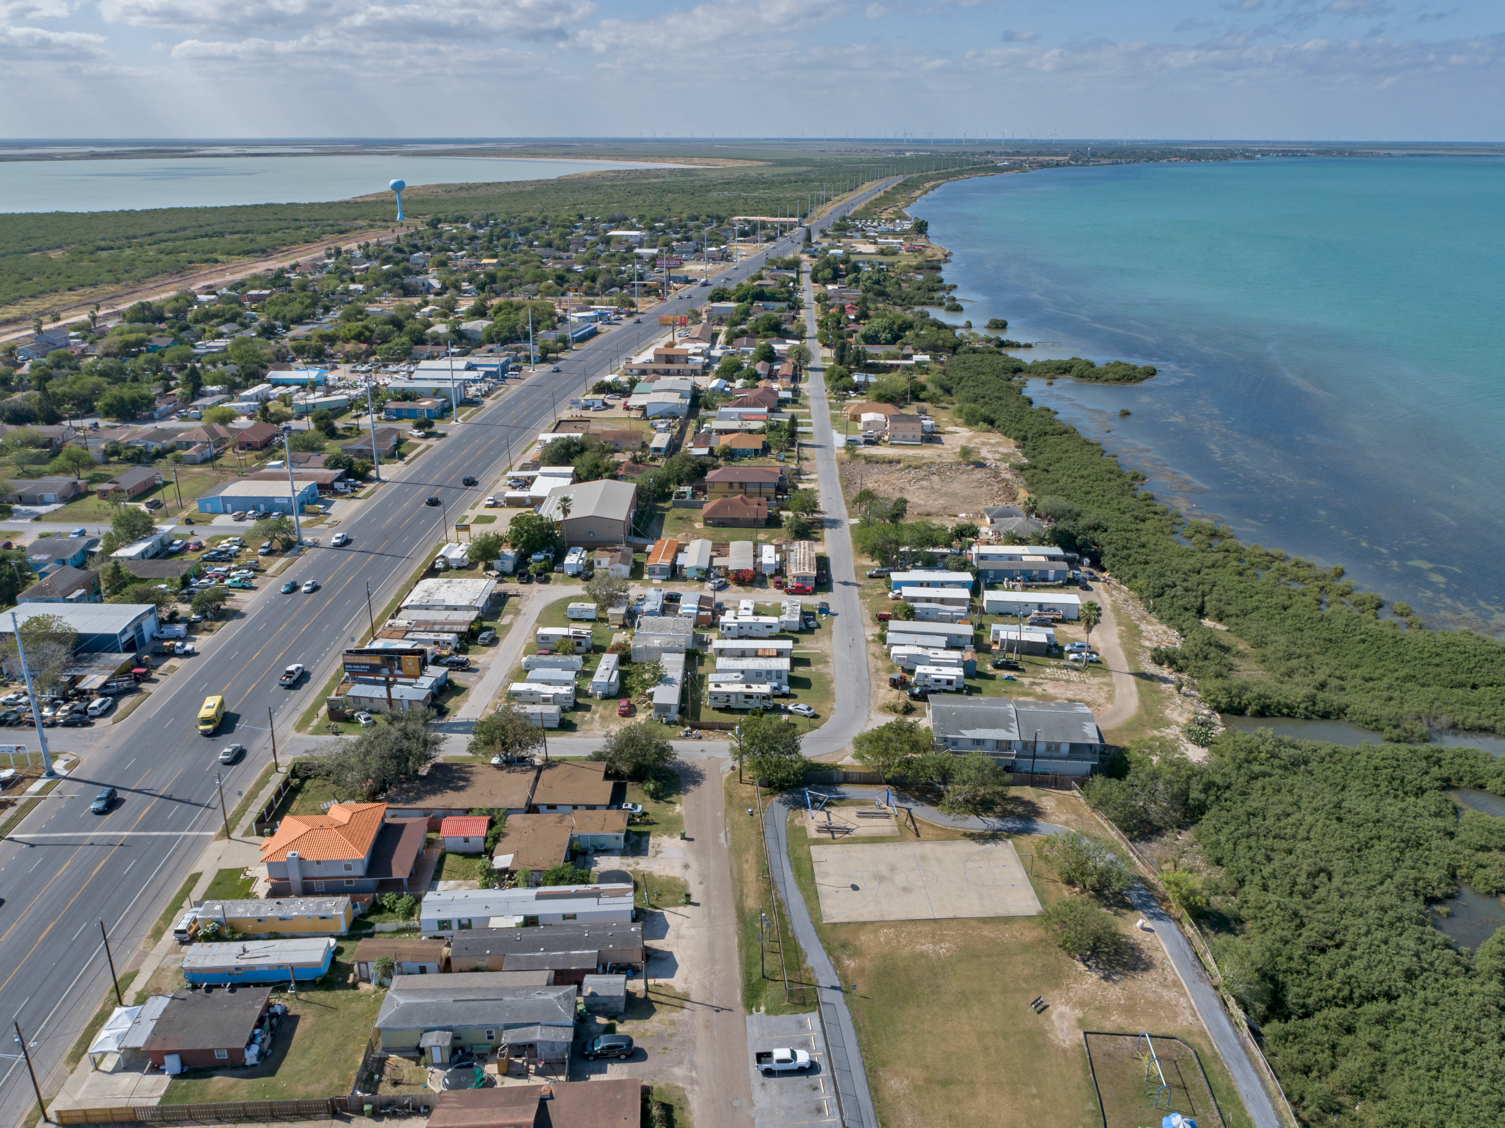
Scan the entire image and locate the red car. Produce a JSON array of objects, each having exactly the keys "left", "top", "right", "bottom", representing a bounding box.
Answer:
[
  {"left": 773, "top": 575, "right": 785, "bottom": 589},
  {"left": 618, "top": 698, "right": 633, "bottom": 717}
]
